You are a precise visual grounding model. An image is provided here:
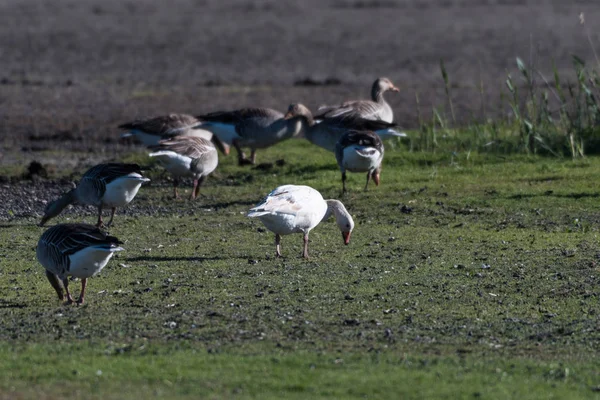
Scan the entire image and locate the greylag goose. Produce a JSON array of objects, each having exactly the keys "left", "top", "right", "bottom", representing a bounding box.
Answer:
[
  {"left": 248, "top": 185, "right": 355, "bottom": 258},
  {"left": 316, "top": 77, "right": 399, "bottom": 123},
  {"left": 335, "top": 131, "right": 384, "bottom": 193},
  {"left": 297, "top": 106, "right": 406, "bottom": 152},
  {"left": 119, "top": 114, "right": 229, "bottom": 154},
  {"left": 40, "top": 163, "right": 150, "bottom": 228},
  {"left": 196, "top": 104, "right": 312, "bottom": 165},
  {"left": 148, "top": 136, "right": 218, "bottom": 199},
  {"left": 37, "top": 223, "right": 123, "bottom": 304}
]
